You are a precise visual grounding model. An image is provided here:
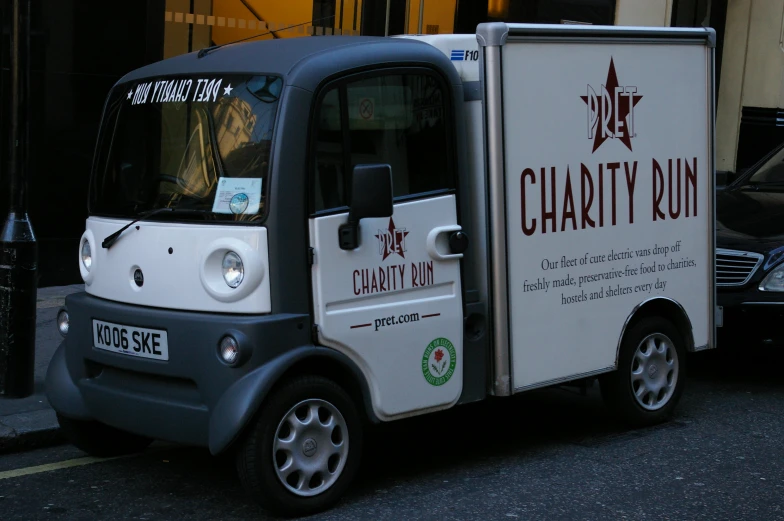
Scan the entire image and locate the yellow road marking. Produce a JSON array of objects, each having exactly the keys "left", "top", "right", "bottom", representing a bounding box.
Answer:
[
  {"left": 0, "top": 444, "right": 176, "bottom": 481},
  {"left": 36, "top": 298, "right": 65, "bottom": 309},
  {"left": 0, "top": 455, "right": 129, "bottom": 480}
]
